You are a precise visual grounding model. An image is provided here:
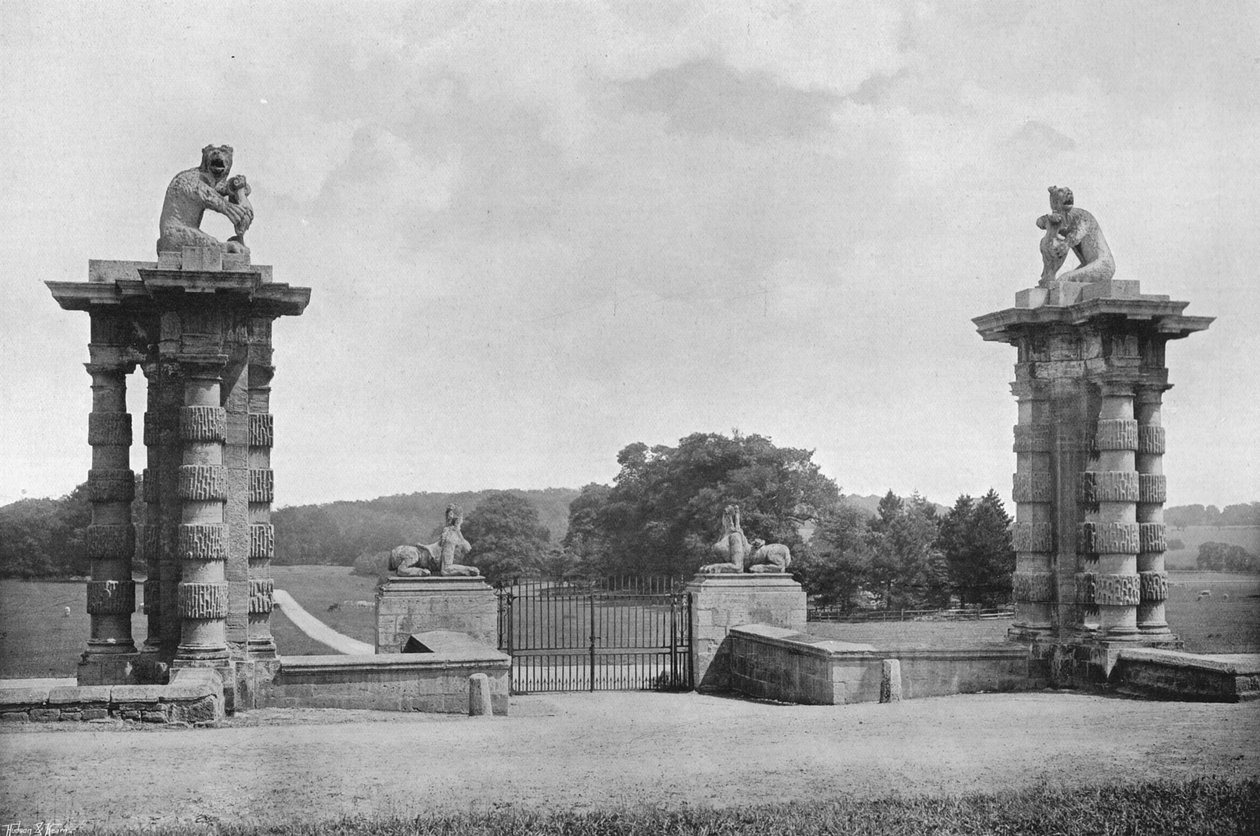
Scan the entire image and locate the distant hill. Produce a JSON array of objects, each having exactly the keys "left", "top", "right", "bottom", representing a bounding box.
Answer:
[
  {"left": 272, "top": 488, "right": 579, "bottom": 566},
  {"left": 841, "top": 493, "right": 951, "bottom": 518}
]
